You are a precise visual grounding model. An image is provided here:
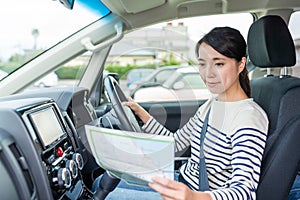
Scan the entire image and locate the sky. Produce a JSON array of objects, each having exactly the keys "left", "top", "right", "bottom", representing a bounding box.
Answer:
[
  {"left": 1, "top": 0, "right": 300, "bottom": 61},
  {"left": 0, "top": 0, "right": 98, "bottom": 61}
]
